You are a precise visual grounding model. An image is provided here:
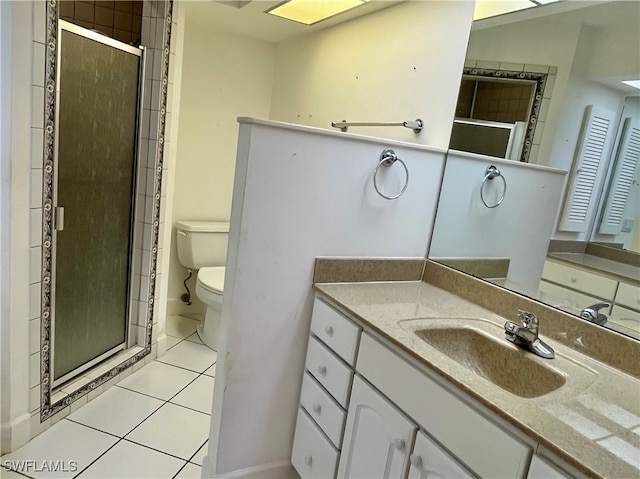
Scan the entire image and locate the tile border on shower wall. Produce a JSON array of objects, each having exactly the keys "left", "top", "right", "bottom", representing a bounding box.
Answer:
[
  {"left": 38, "top": 0, "right": 174, "bottom": 422},
  {"left": 461, "top": 60, "right": 557, "bottom": 164}
]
